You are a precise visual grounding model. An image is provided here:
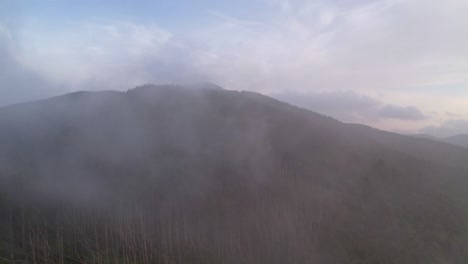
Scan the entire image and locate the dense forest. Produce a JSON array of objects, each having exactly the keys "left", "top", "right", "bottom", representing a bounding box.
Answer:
[{"left": 1, "top": 84, "right": 468, "bottom": 263}]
